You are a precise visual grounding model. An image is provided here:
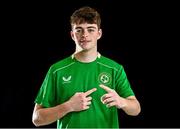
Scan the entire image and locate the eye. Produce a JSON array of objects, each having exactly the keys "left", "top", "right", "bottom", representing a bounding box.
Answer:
[
  {"left": 76, "top": 29, "right": 82, "bottom": 33},
  {"left": 88, "top": 29, "right": 95, "bottom": 32}
]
